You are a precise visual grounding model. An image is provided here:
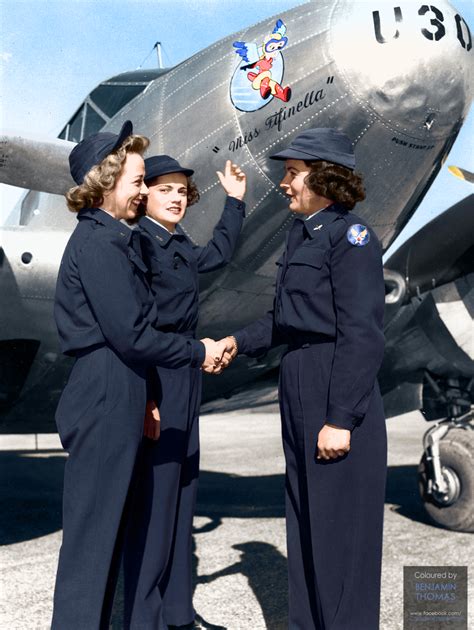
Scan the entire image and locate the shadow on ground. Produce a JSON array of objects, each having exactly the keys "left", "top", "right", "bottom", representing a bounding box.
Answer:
[
  {"left": 2, "top": 452, "right": 430, "bottom": 628},
  {"left": 111, "top": 534, "right": 289, "bottom": 630},
  {"left": 1, "top": 454, "right": 288, "bottom": 546},
  {"left": 1, "top": 450, "right": 430, "bottom": 546},
  {"left": 385, "top": 464, "right": 431, "bottom": 525},
  {"left": 0, "top": 450, "right": 65, "bottom": 545}
]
